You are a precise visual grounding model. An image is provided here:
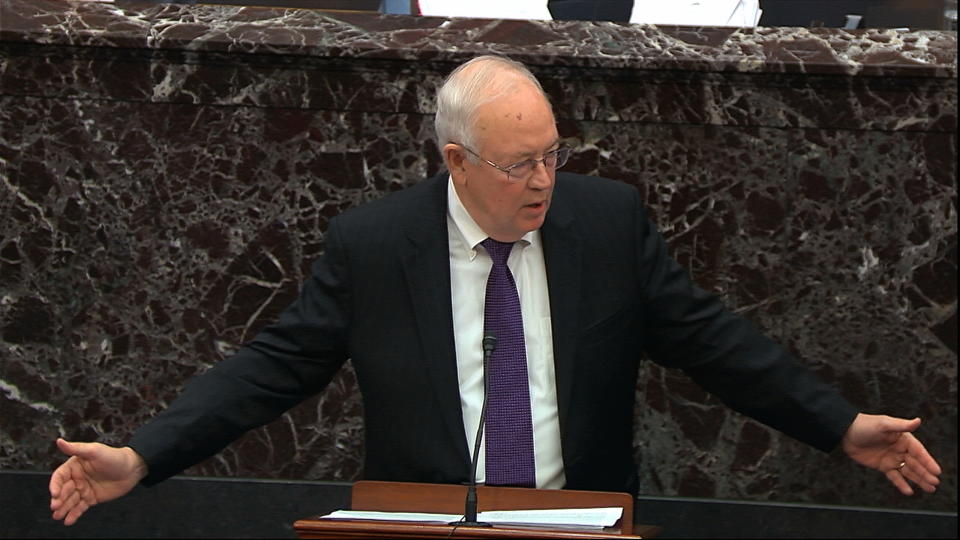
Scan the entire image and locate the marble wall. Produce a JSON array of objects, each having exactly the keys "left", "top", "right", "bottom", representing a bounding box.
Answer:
[{"left": 1, "top": 0, "right": 955, "bottom": 513}]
